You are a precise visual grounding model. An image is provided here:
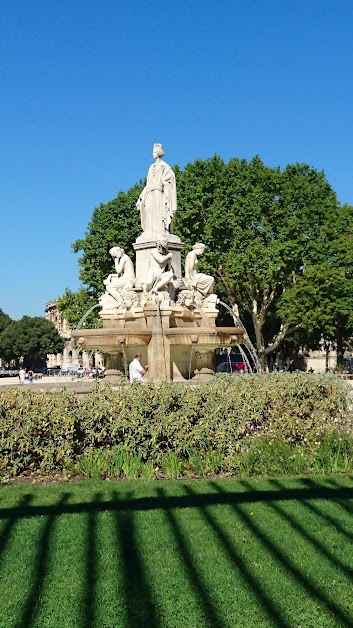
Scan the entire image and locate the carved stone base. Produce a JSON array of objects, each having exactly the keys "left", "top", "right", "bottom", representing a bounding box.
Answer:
[{"left": 192, "top": 367, "right": 215, "bottom": 382}]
